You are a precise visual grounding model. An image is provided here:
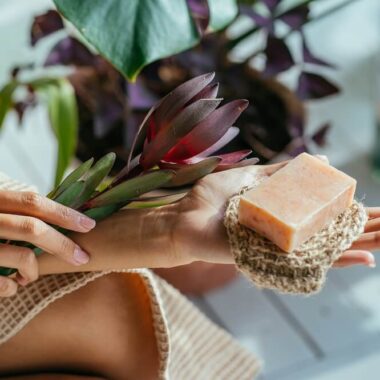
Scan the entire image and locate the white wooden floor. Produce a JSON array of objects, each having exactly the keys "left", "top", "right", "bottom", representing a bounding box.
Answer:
[{"left": 2, "top": 1, "right": 380, "bottom": 379}]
